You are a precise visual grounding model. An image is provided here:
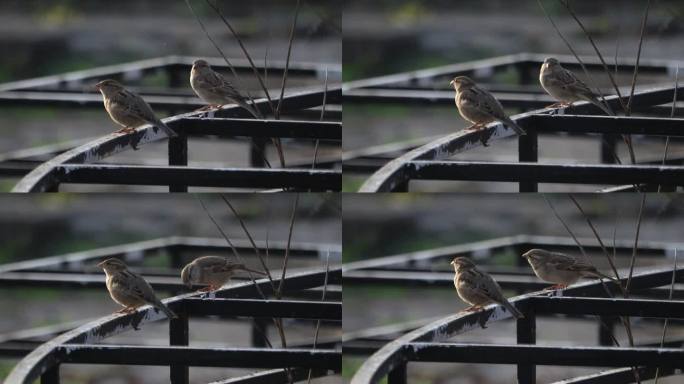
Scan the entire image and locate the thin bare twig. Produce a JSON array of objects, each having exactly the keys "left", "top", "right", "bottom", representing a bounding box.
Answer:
[
  {"left": 626, "top": 194, "right": 647, "bottom": 293},
  {"left": 543, "top": 195, "right": 588, "bottom": 259},
  {"left": 306, "top": 251, "right": 330, "bottom": 383},
  {"left": 654, "top": 249, "right": 677, "bottom": 384},
  {"left": 659, "top": 65, "right": 679, "bottom": 192},
  {"left": 276, "top": 0, "right": 302, "bottom": 119},
  {"left": 277, "top": 193, "right": 300, "bottom": 298},
  {"left": 626, "top": 0, "right": 651, "bottom": 115},
  {"left": 203, "top": 0, "right": 276, "bottom": 115},
  {"left": 221, "top": 195, "right": 277, "bottom": 291},
  {"left": 312, "top": 68, "right": 329, "bottom": 169}
]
